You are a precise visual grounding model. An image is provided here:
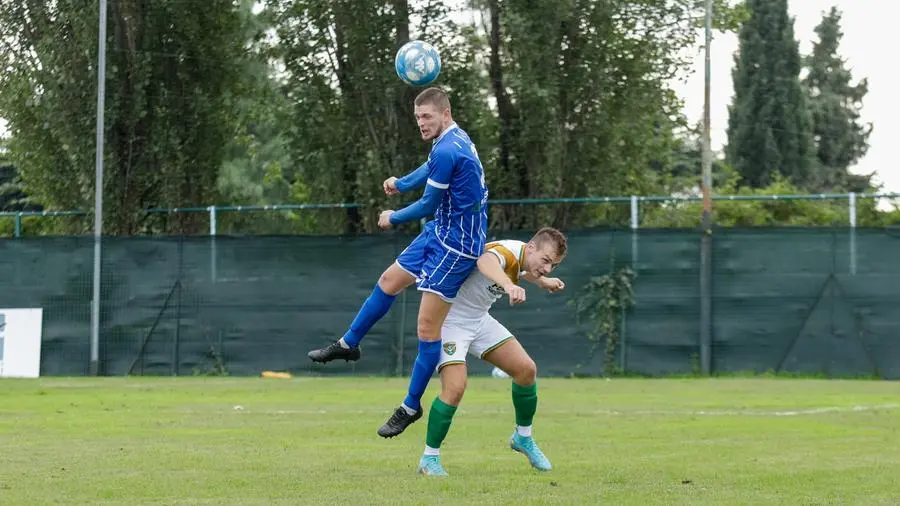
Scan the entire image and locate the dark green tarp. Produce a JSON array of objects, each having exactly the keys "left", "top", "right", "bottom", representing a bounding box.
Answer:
[{"left": 1, "top": 228, "right": 897, "bottom": 378}]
